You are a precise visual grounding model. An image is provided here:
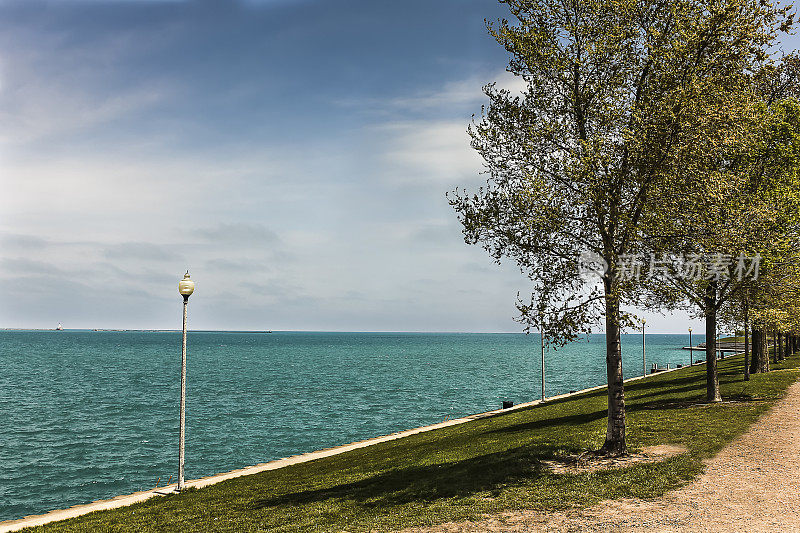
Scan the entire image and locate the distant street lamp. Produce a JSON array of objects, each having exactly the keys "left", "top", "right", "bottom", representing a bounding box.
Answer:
[
  {"left": 540, "top": 331, "right": 545, "bottom": 401},
  {"left": 177, "top": 271, "right": 195, "bottom": 492},
  {"left": 642, "top": 319, "right": 647, "bottom": 377},
  {"left": 688, "top": 327, "right": 693, "bottom": 366}
]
